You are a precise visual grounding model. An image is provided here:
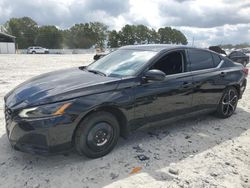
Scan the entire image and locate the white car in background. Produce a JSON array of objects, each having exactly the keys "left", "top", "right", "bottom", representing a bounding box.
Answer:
[{"left": 27, "top": 46, "right": 49, "bottom": 54}]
